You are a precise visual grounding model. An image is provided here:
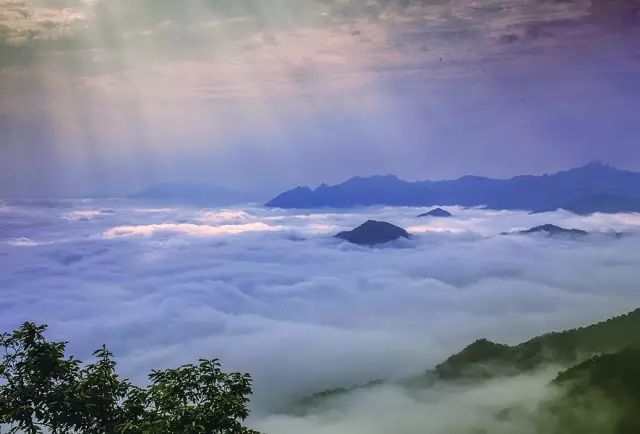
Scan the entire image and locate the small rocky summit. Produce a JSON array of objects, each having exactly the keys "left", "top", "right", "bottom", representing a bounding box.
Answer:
[
  {"left": 417, "top": 207, "right": 452, "bottom": 218},
  {"left": 509, "top": 224, "right": 588, "bottom": 237},
  {"left": 335, "top": 220, "right": 411, "bottom": 246}
]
